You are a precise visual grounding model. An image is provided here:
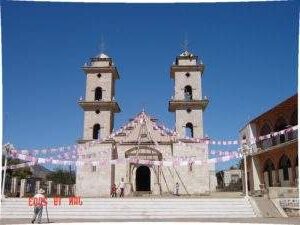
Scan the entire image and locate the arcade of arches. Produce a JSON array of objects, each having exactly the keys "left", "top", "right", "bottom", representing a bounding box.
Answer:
[
  {"left": 242, "top": 94, "right": 298, "bottom": 191},
  {"left": 254, "top": 145, "right": 298, "bottom": 188}
]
